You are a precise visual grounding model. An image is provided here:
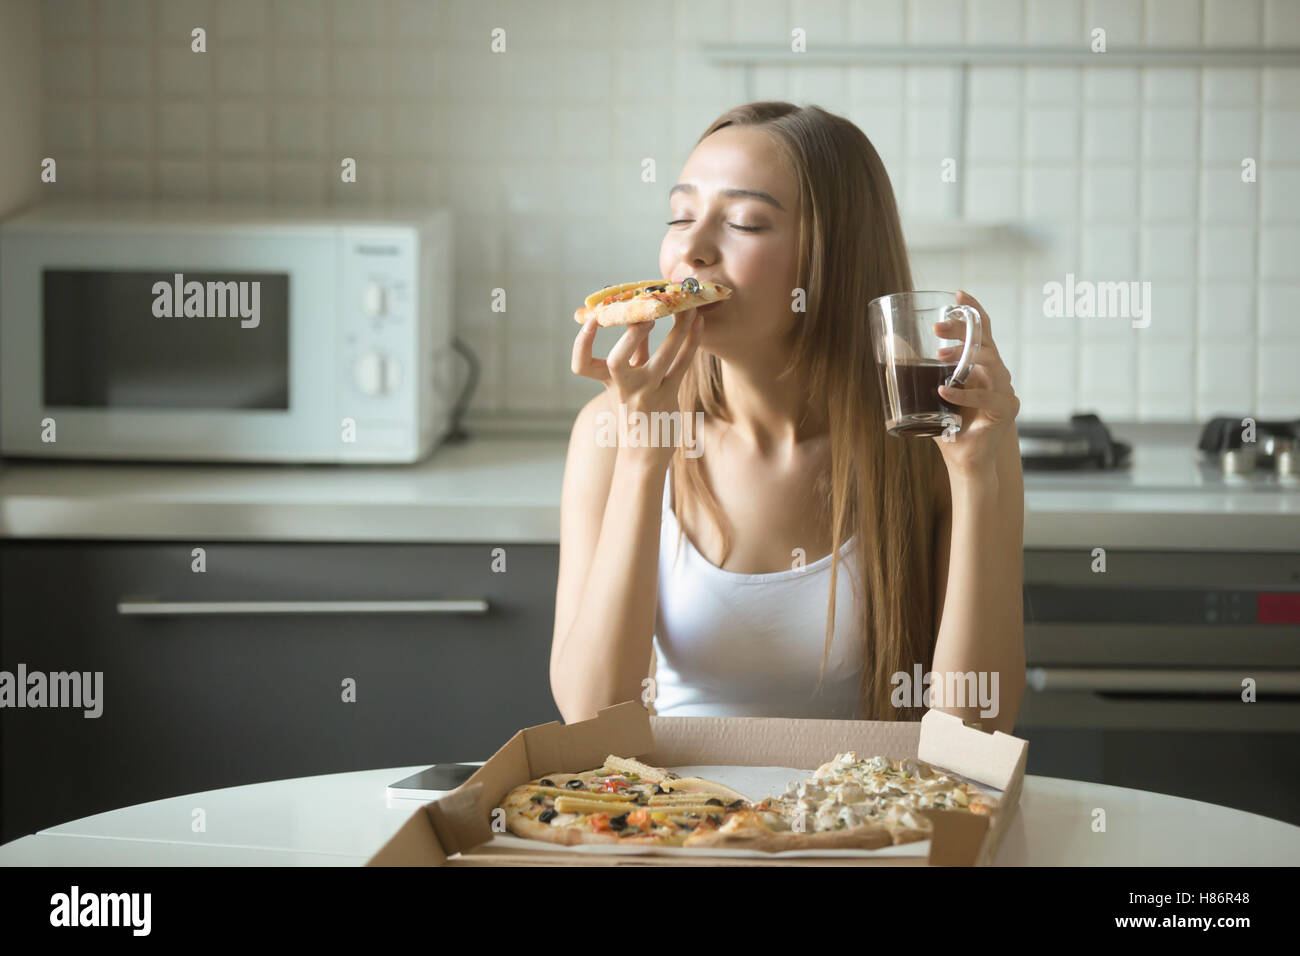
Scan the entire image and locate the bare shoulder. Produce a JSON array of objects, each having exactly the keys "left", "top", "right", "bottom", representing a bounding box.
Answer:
[
  {"left": 566, "top": 389, "right": 617, "bottom": 468},
  {"left": 553, "top": 389, "right": 620, "bottom": 648},
  {"left": 561, "top": 389, "right": 619, "bottom": 510},
  {"left": 573, "top": 387, "right": 614, "bottom": 433}
]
